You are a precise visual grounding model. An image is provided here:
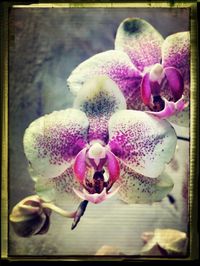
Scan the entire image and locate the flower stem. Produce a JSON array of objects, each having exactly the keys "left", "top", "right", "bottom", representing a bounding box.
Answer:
[
  {"left": 41, "top": 202, "right": 76, "bottom": 218},
  {"left": 177, "top": 136, "right": 190, "bottom": 142},
  {"left": 71, "top": 200, "right": 88, "bottom": 230}
]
